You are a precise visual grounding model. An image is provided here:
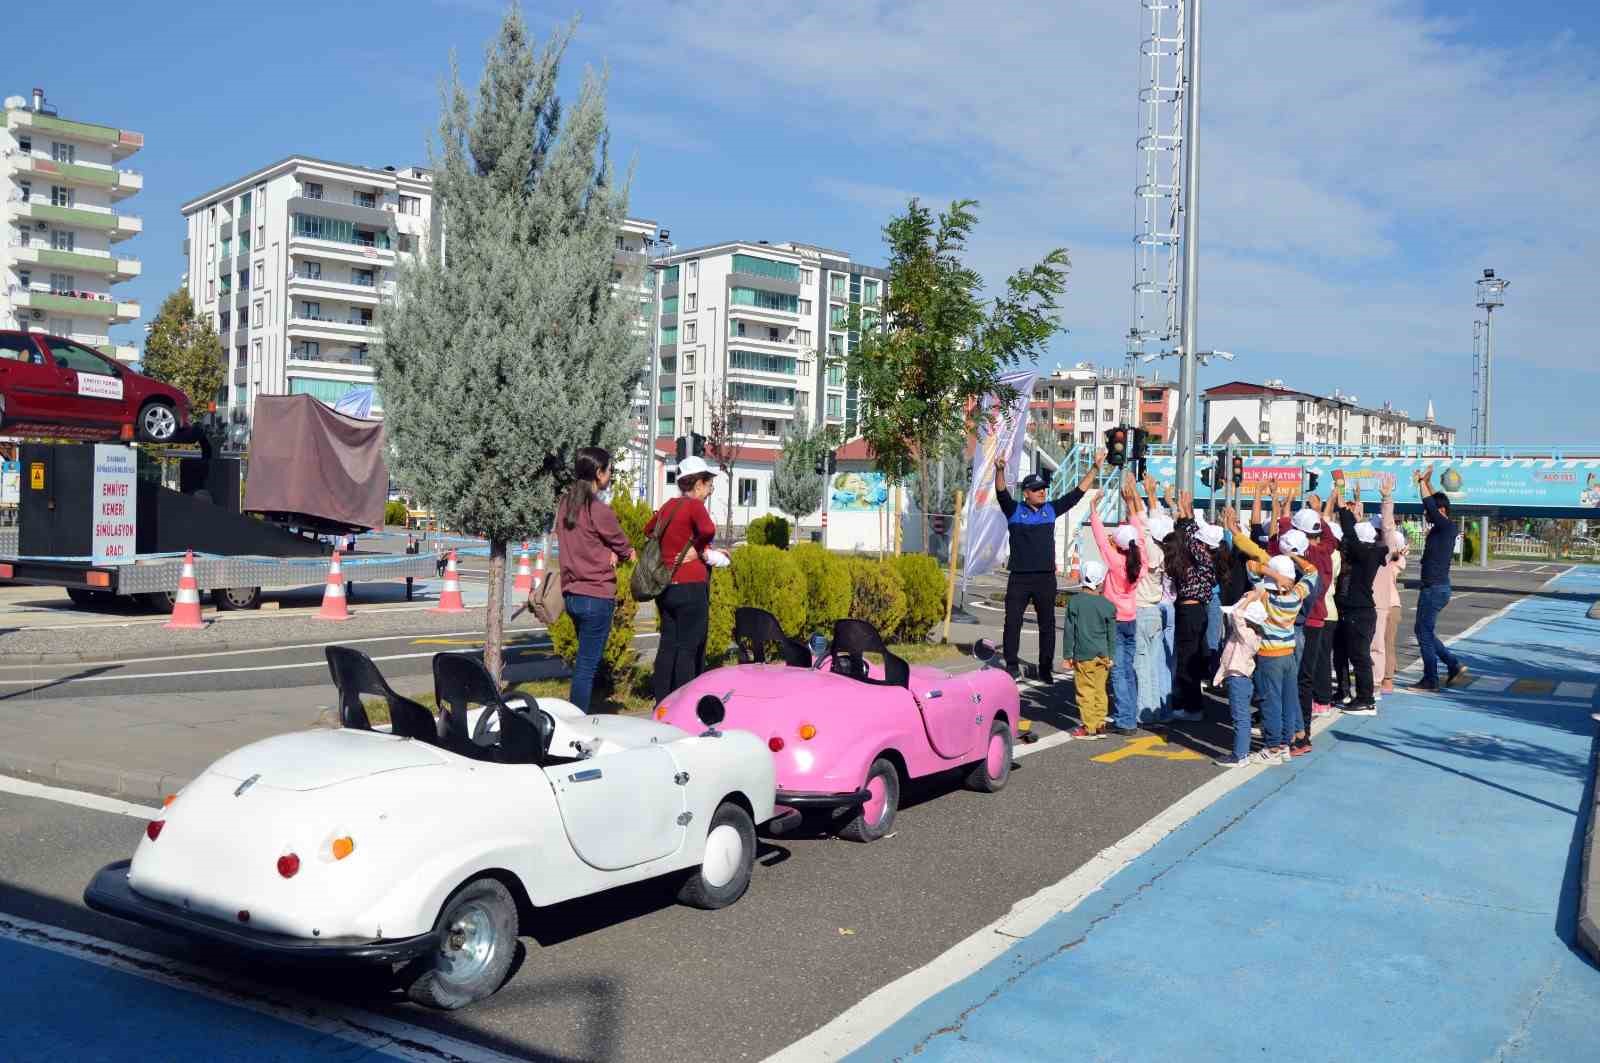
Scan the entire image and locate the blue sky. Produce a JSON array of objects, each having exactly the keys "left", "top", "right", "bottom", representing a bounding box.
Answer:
[{"left": 13, "top": 0, "right": 1598, "bottom": 445}]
